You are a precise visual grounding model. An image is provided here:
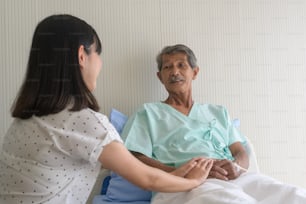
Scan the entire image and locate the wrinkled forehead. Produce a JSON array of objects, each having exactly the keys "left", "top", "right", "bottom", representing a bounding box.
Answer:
[{"left": 161, "top": 53, "right": 188, "bottom": 64}]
